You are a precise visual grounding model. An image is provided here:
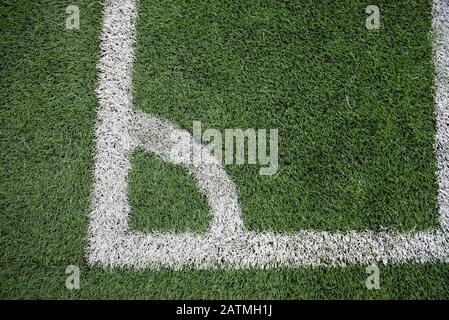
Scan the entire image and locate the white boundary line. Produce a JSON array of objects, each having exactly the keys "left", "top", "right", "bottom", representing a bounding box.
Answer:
[{"left": 88, "top": 0, "right": 449, "bottom": 269}]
